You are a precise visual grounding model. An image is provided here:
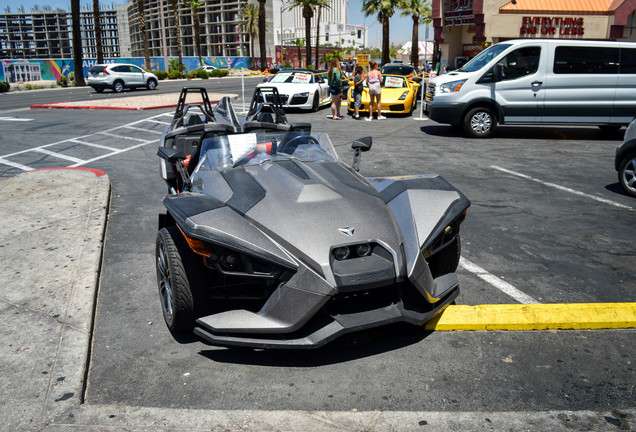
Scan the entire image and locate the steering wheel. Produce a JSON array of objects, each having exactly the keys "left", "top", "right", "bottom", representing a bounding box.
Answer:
[{"left": 278, "top": 135, "right": 320, "bottom": 155}]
